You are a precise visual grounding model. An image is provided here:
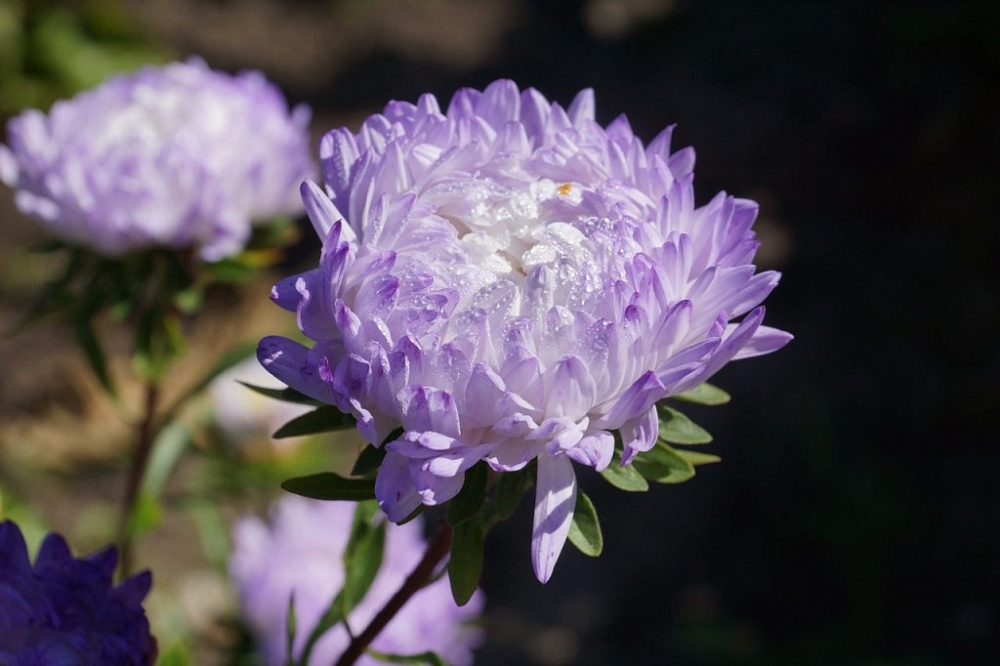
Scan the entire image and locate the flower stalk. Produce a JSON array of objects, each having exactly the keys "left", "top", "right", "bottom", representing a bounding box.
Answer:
[{"left": 335, "top": 522, "right": 454, "bottom": 666}]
